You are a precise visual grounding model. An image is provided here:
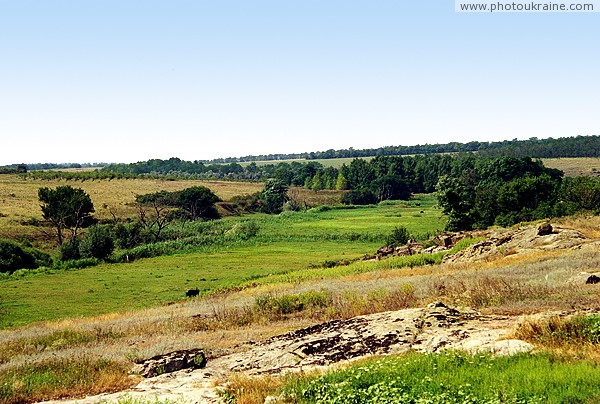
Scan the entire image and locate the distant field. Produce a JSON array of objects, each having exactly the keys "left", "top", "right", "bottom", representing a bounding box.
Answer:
[
  {"left": 237, "top": 157, "right": 376, "bottom": 168},
  {"left": 0, "top": 196, "right": 444, "bottom": 328},
  {"left": 0, "top": 175, "right": 264, "bottom": 247},
  {"left": 542, "top": 157, "right": 600, "bottom": 177}
]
